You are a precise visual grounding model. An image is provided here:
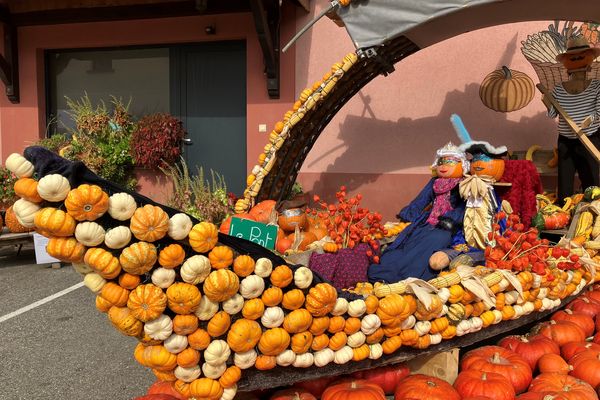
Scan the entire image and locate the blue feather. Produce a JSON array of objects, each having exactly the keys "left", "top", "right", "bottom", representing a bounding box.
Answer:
[{"left": 450, "top": 114, "right": 472, "bottom": 144}]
